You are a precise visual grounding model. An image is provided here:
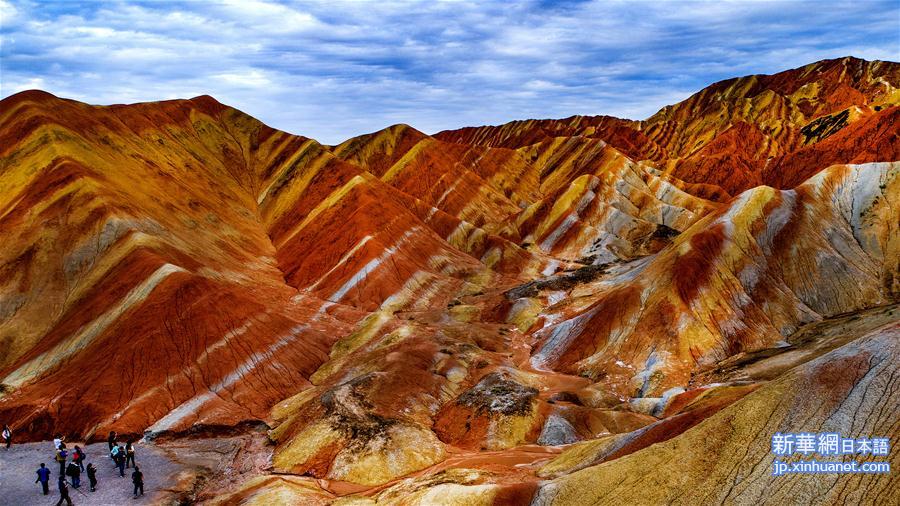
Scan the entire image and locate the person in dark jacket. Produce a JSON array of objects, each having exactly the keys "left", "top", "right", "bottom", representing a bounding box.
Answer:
[
  {"left": 55, "top": 476, "right": 73, "bottom": 506},
  {"left": 125, "top": 439, "right": 136, "bottom": 468},
  {"left": 116, "top": 445, "right": 126, "bottom": 477},
  {"left": 36, "top": 463, "right": 51, "bottom": 495},
  {"left": 107, "top": 430, "right": 117, "bottom": 452},
  {"left": 2, "top": 424, "right": 11, "bottom": 449},
  {"left": 72, "top": 445, "right": 85, "bottom": 471},
  {"left": 86, "top": 463, "right": 98, "bottom": 492},
  {"left": 66, "top": 461, "right": 81, "bottom": 488},
  {"left": 132, "top": 466, "right": 144, "bottom": 498}
]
